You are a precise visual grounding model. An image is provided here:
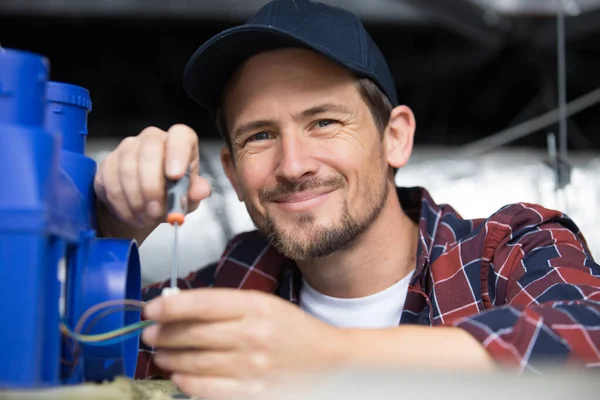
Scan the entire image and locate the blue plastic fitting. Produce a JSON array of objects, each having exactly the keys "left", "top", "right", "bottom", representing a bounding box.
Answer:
[
  {"left": 0, "top": 48, "right": 49, "bottom": 126},
  {"left": 0, "top": 48, "right": 64, "bottom": 389},
  {"left": 45, "top": 81, "right": 98, "bottom": 229},
  {"left": 45, "top": 81, "right": 92, "bottom": 155},
  {"left": 0, "top": 49, "right": 142, "bottom": 389}
]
